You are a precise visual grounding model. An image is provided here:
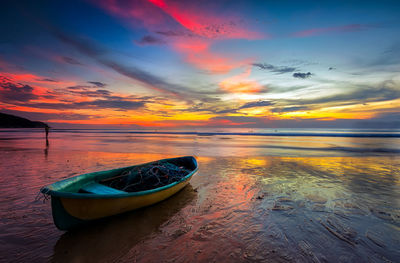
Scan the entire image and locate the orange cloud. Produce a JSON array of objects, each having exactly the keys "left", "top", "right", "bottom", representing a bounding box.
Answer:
[
  {"left": 219, "top": 67, "right": 262, "bottom": 93},
  {"left": 172, "top": 39, "right": 245, "bottom": 73}
]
